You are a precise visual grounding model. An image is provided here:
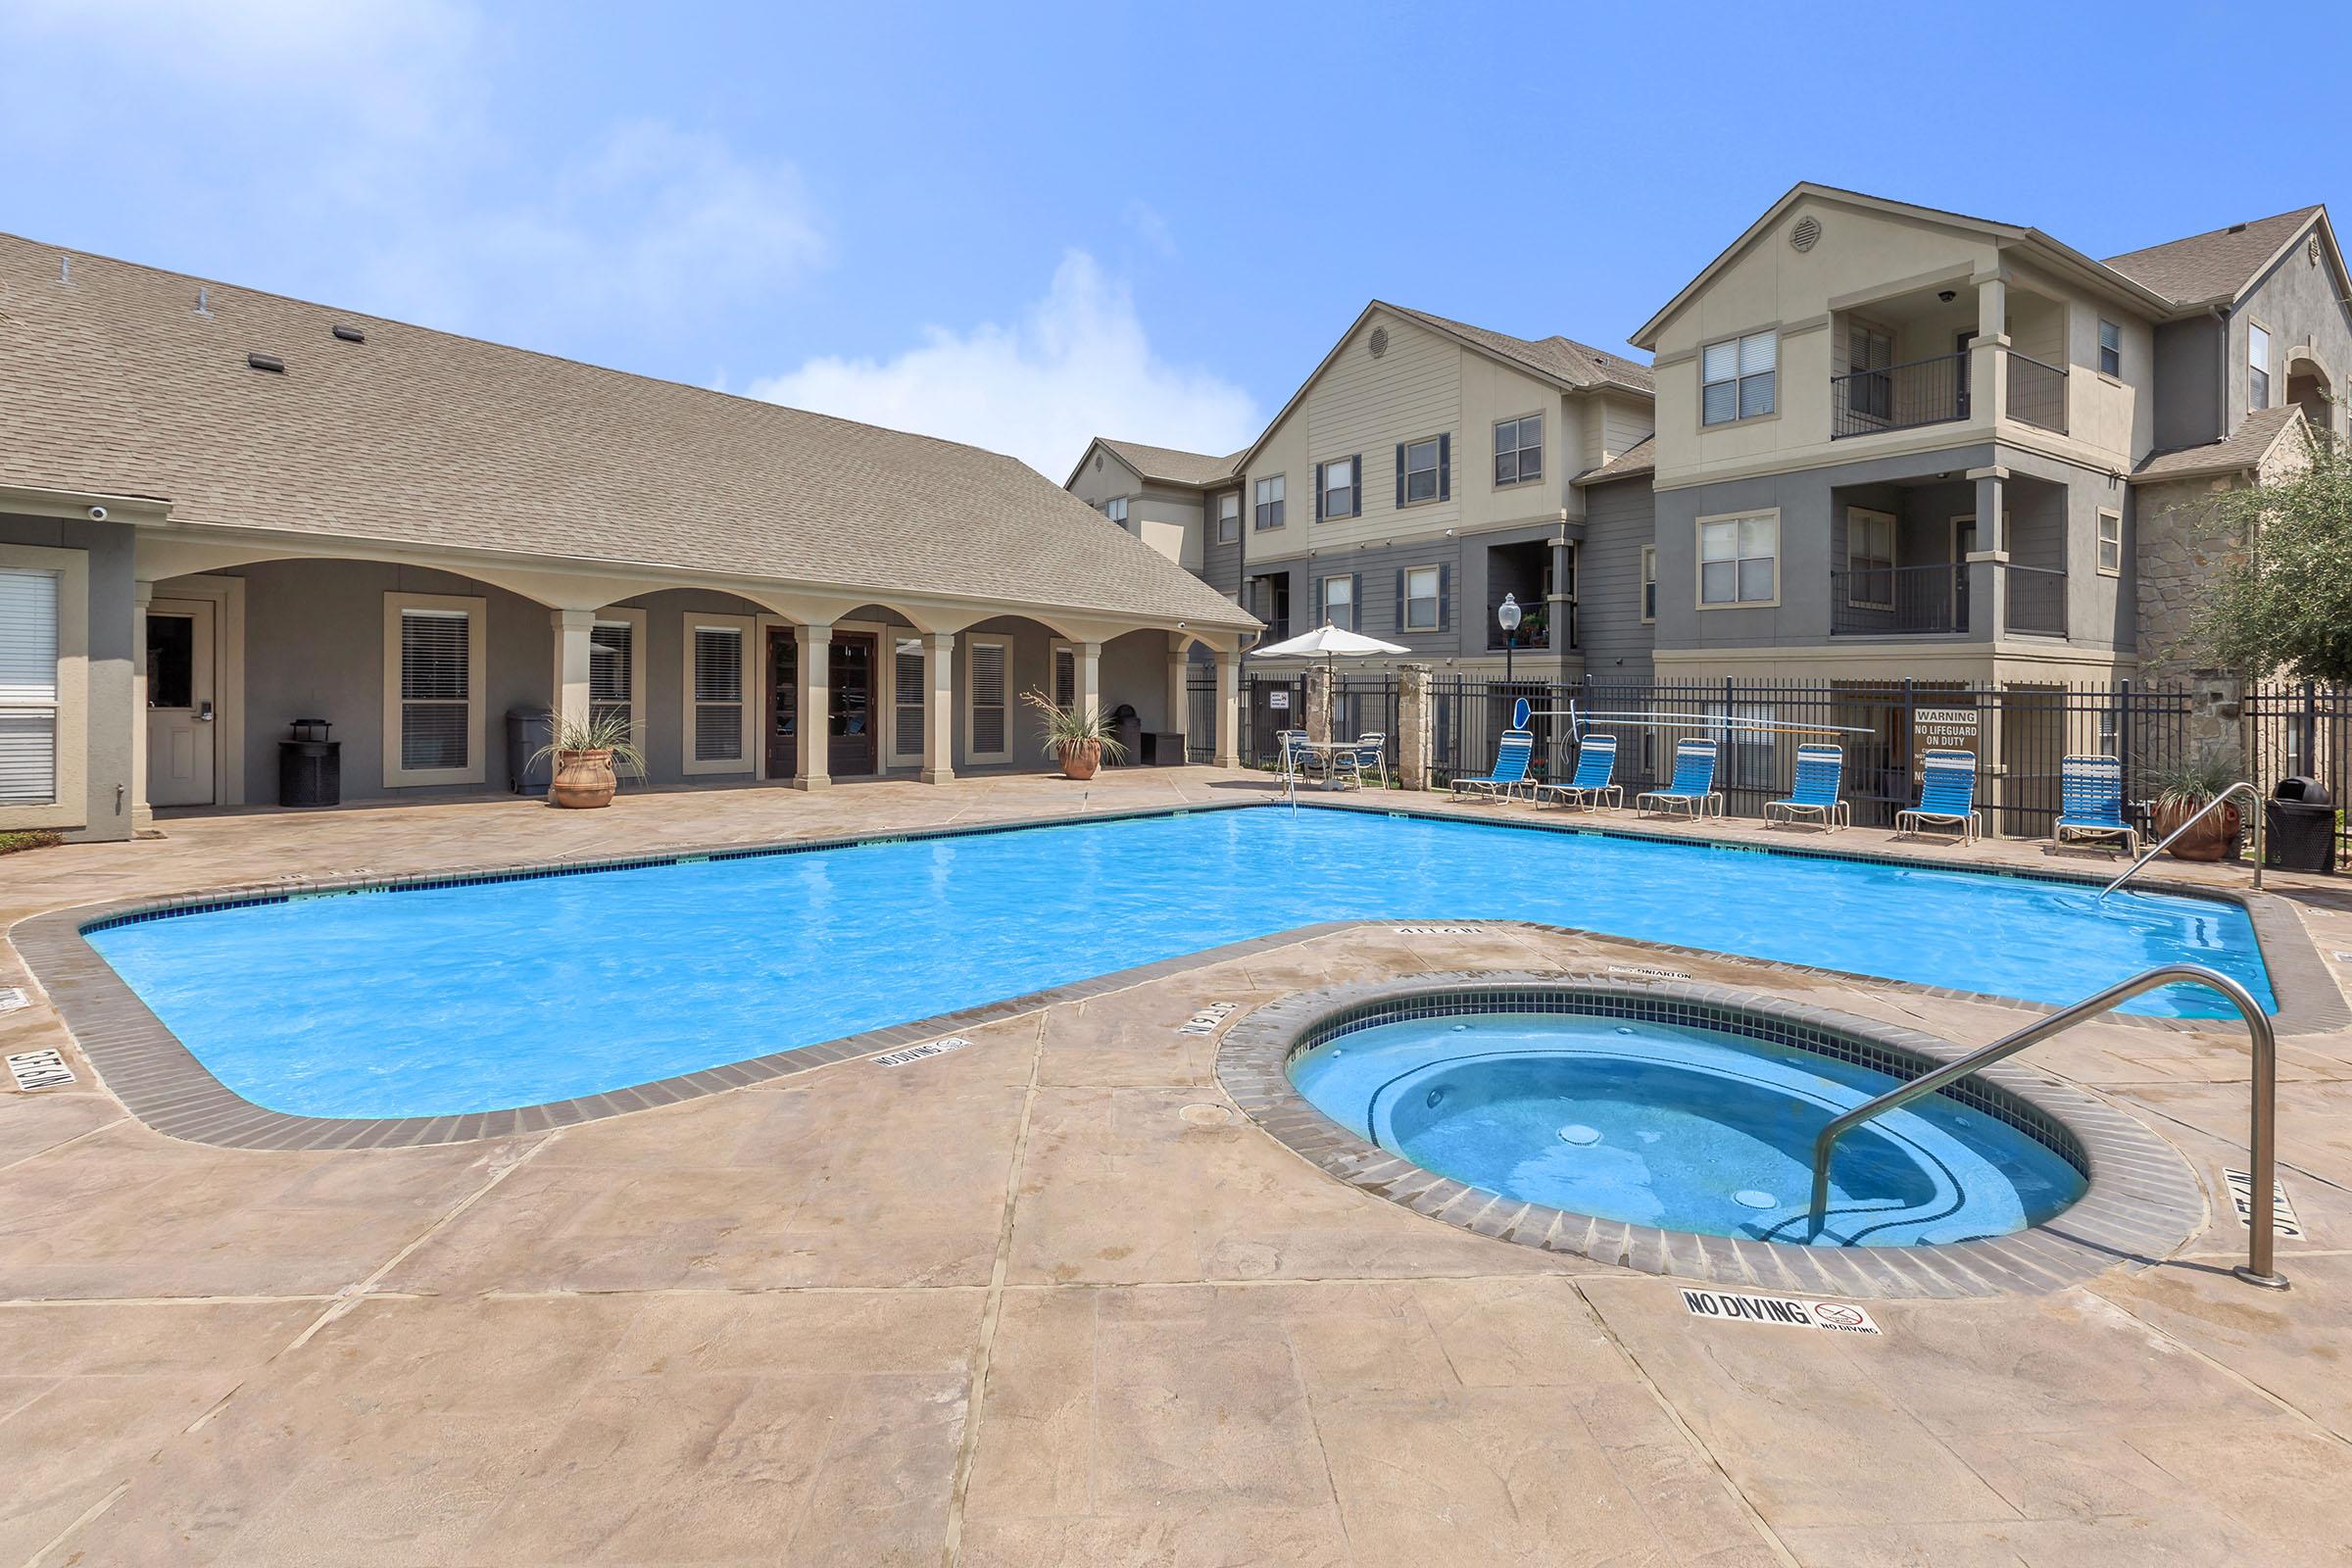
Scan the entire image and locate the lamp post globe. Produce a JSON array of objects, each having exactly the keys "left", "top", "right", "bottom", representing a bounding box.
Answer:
[{"left": 1497, "top": 593, "right": 1523, "bottom": 685}]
